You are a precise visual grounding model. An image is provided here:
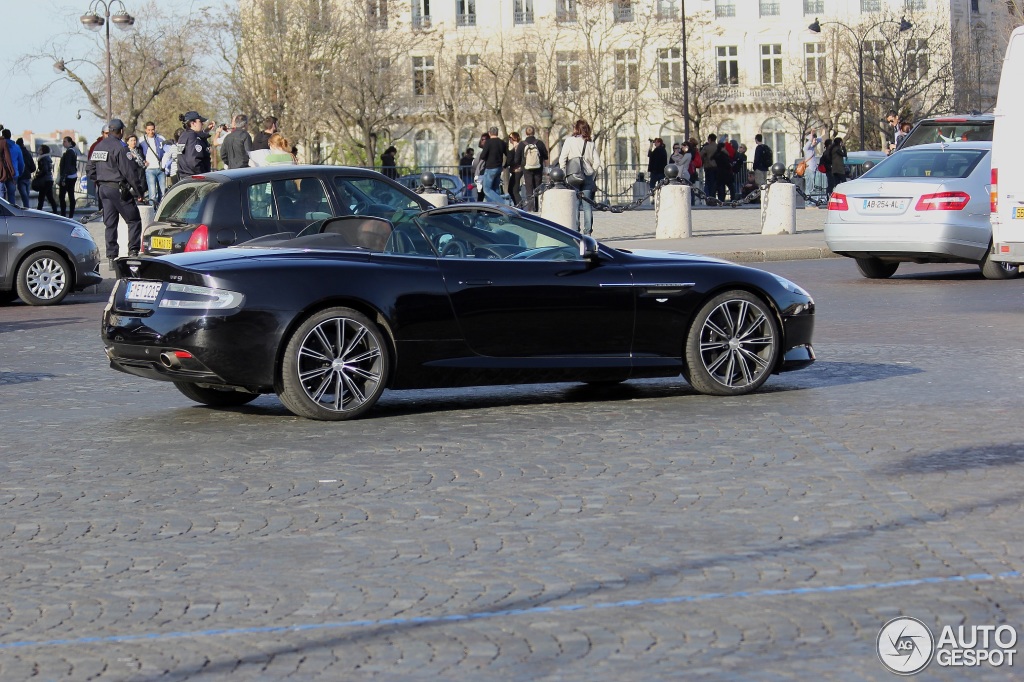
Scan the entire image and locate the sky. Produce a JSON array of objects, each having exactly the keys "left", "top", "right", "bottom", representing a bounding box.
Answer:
[{"left": 1, "top": 0, "right": 203, "bottom": 139}]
